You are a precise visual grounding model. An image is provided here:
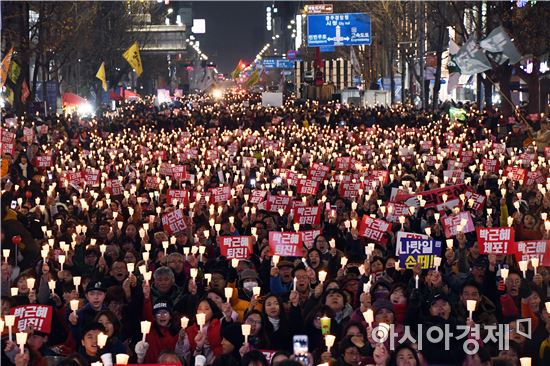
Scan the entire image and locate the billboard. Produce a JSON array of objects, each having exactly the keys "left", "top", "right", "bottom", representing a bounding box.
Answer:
[{"left": 307, "top": 13, "right": 371, "bottom": 47}]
